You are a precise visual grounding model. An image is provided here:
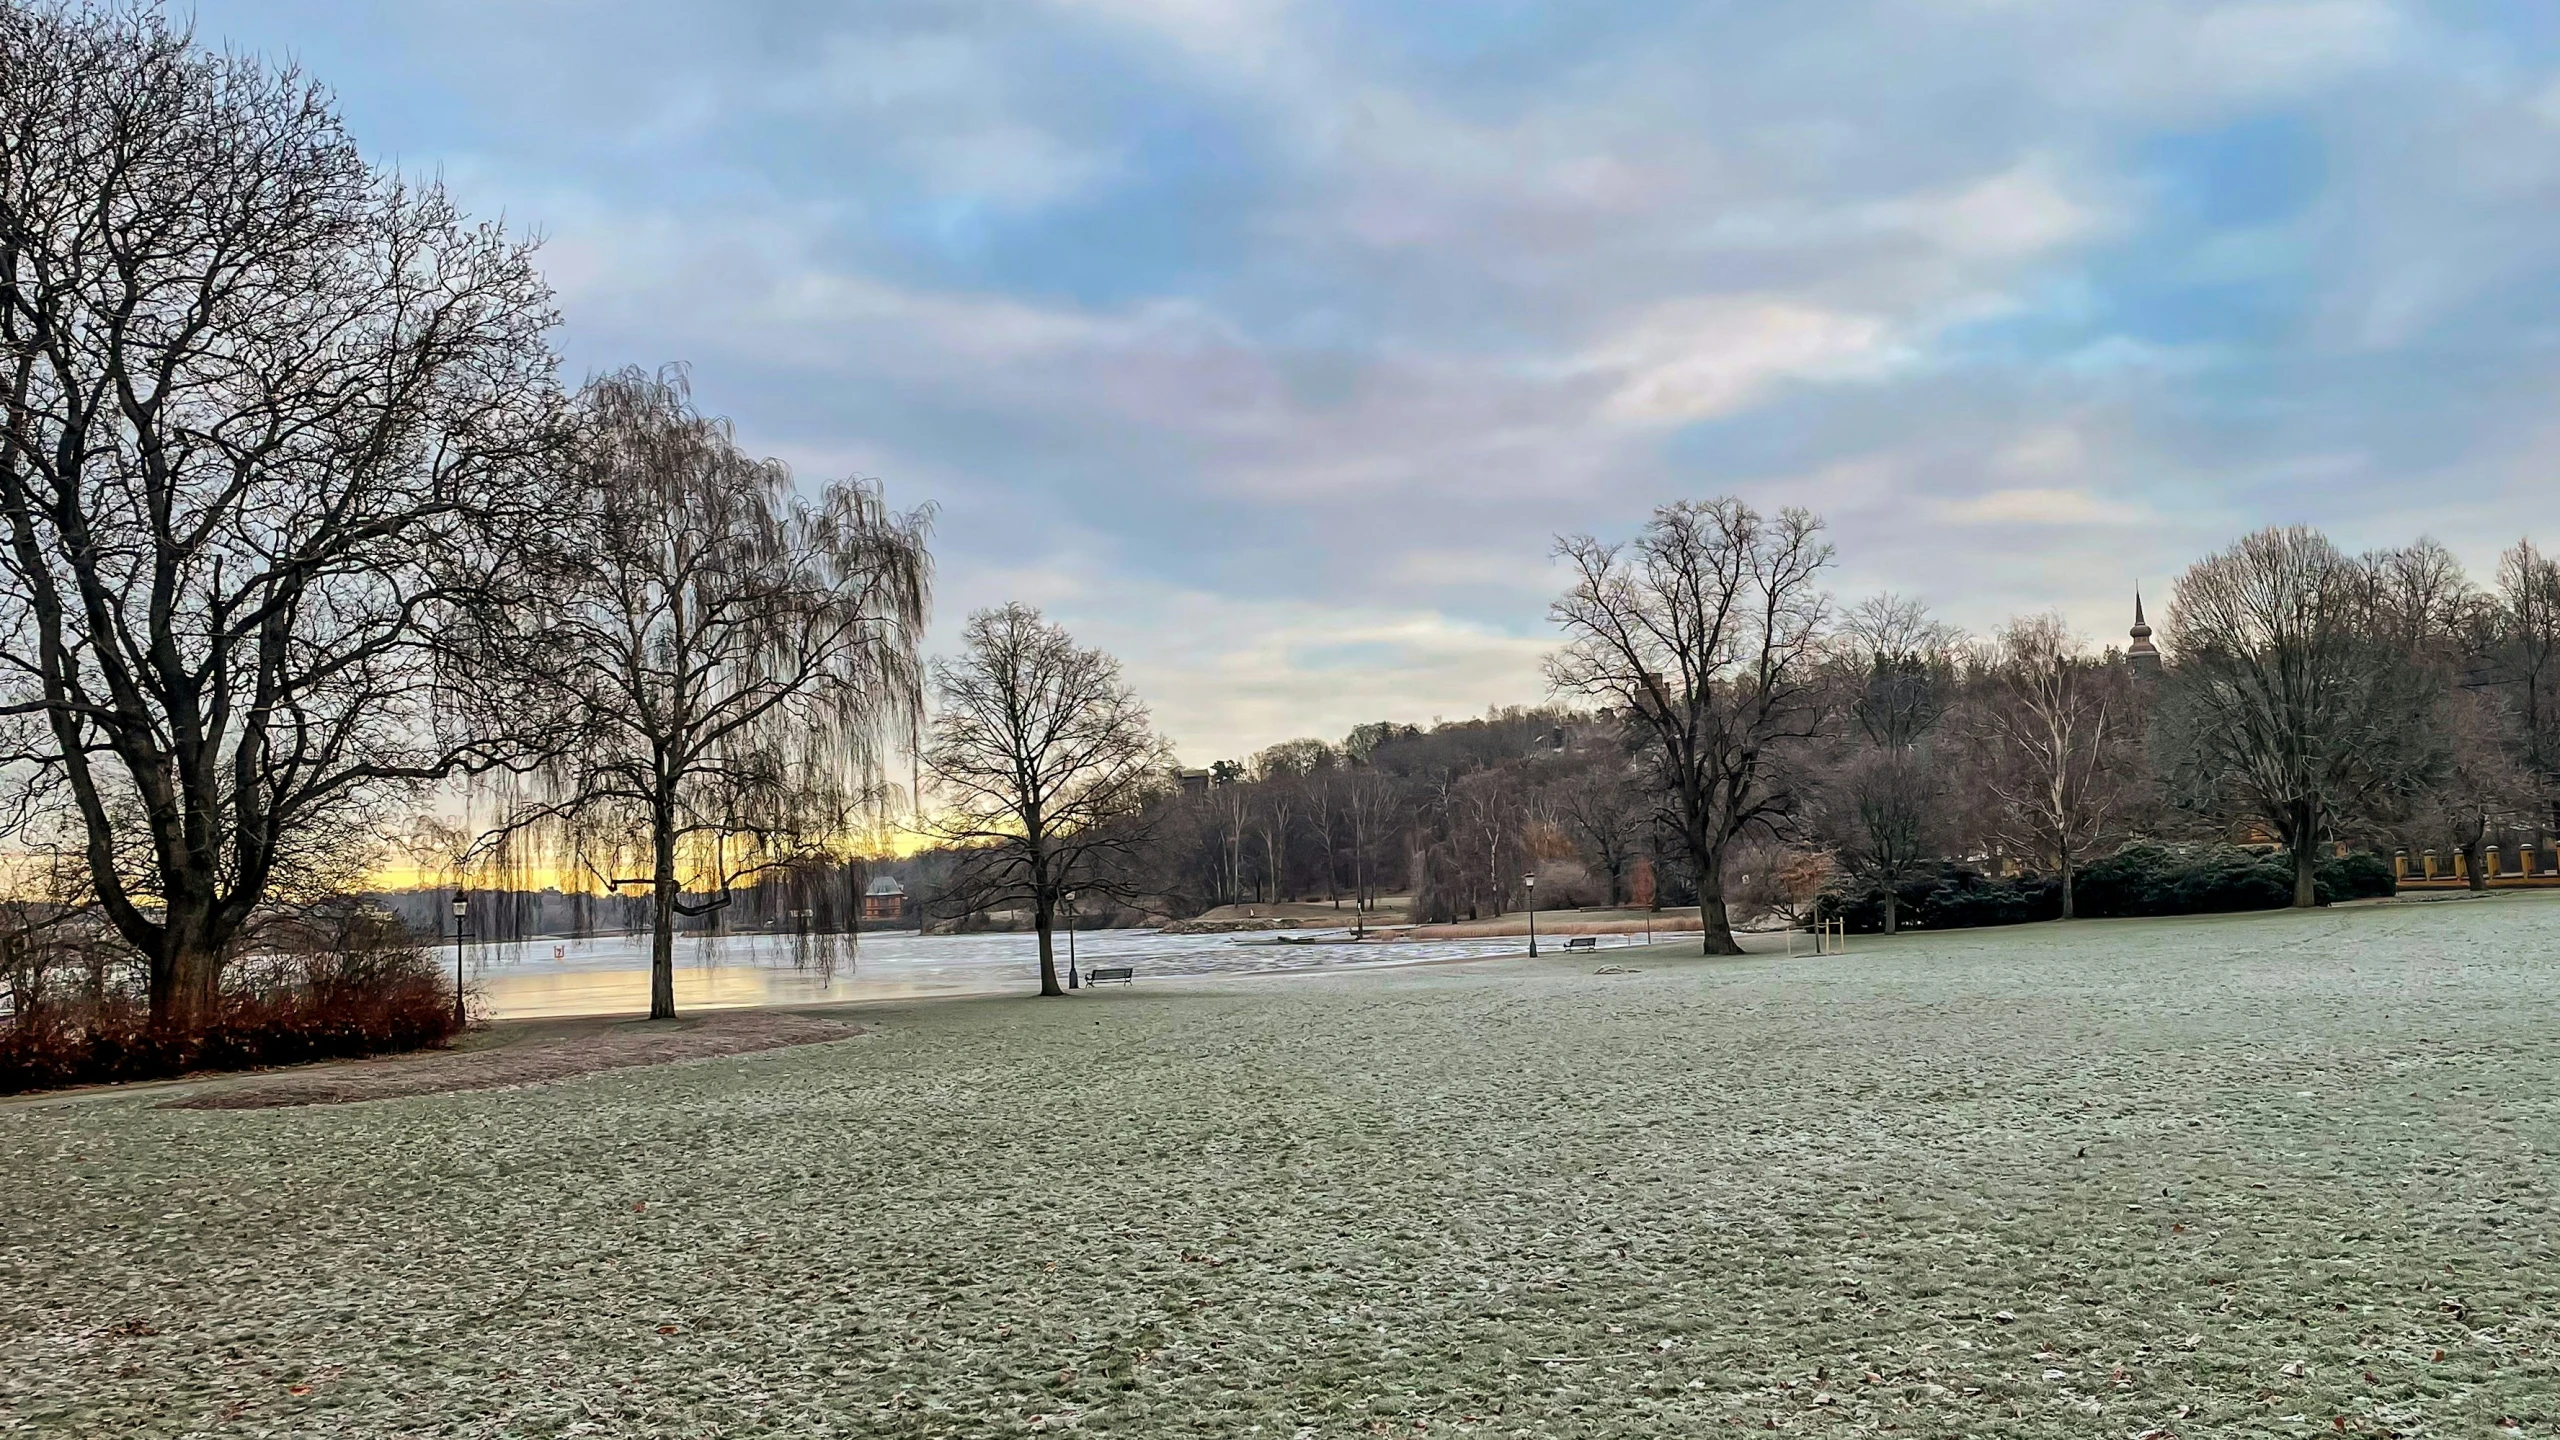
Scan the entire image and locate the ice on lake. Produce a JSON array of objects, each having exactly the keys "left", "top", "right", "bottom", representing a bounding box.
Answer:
[{"left": 458, "top": 926, "right": 1613, "bottom": 1019}]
